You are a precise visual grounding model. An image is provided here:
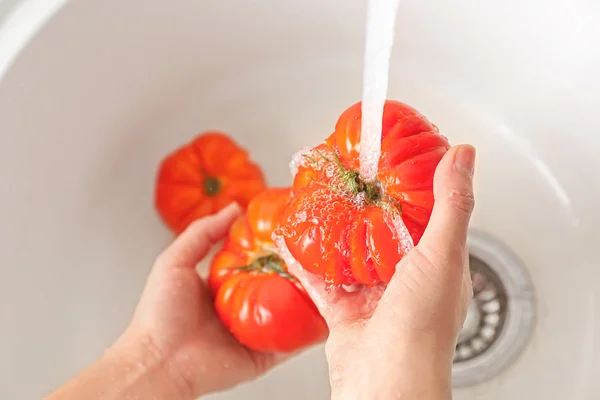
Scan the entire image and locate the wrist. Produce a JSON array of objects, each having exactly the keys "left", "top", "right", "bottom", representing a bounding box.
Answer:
[
  {"left": 327, "top": 333, "right": 453, "bottom": 400},
  {"left": 110, "top": 331, "right": 194, "bottom": 400},
  {"left": 330, "top": 365, "right": 451, "bottom": 400},
  {"left": 45, "top": 330, "right": 195, "bottom": 400}
]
